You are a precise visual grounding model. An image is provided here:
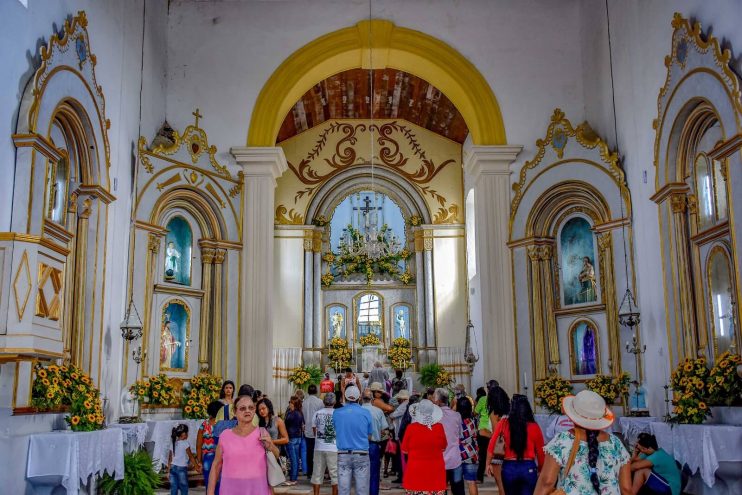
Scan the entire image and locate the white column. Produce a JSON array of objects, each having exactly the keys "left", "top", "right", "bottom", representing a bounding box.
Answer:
[
  {"left": 312, "top": 249, "right": 322, "bottom": 362},
  {"left": 303, "top": 249, "right": 314, "bottom": 351},
  {"left": 231, "top": 146, "right": 288, "bottom": 393},
  {"left": 463, "top": 145, "right": 522, "bottom": 393}
]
